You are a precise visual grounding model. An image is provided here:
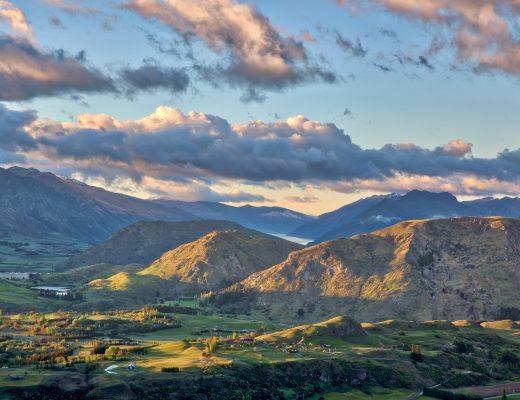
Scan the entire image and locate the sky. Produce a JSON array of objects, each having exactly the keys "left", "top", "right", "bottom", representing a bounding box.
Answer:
[{"left": 2, "top": 0, "right": 520, "bottom": 215}]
